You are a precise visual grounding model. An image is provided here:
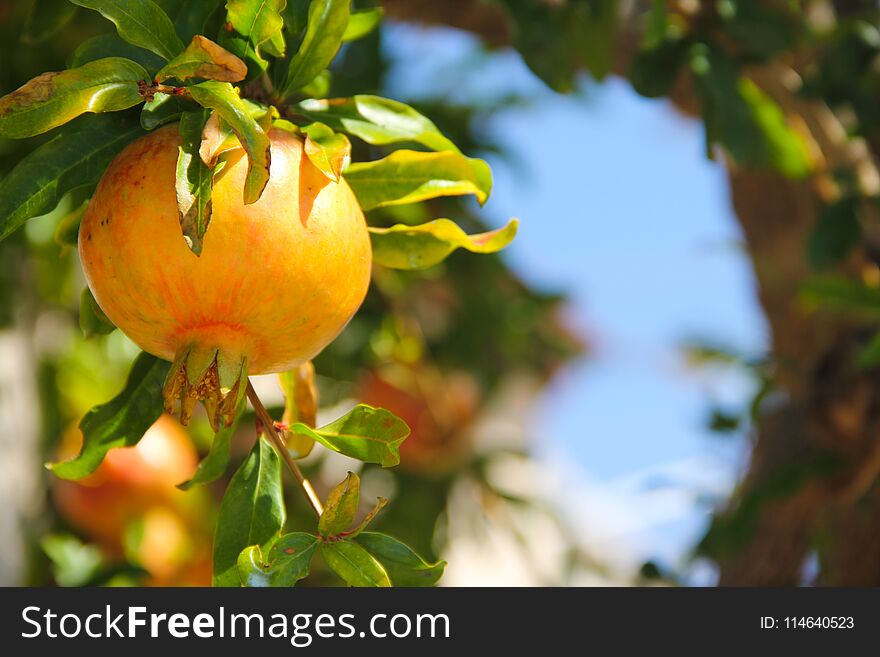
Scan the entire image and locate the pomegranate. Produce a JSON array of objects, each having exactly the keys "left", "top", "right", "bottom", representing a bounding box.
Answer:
[{"left": 78, "top": 124, "right": 372, "bottom": 428}]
